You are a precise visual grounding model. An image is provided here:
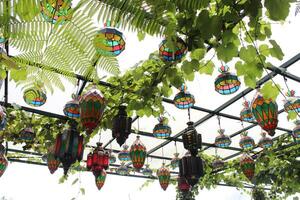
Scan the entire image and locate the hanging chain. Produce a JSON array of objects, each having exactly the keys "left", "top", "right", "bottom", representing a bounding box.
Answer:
[
  {"left": 162, "top": 147, "right": 165, "bottom": 164},
  {"left": 188, "top": 108, "right": 191, "bottom": 121},
  {"left": 217, "top": 115, "right": 221, "bottom": 129},
  {"left": 137, "top": 118, "right": 140, "bottom": 136}
]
